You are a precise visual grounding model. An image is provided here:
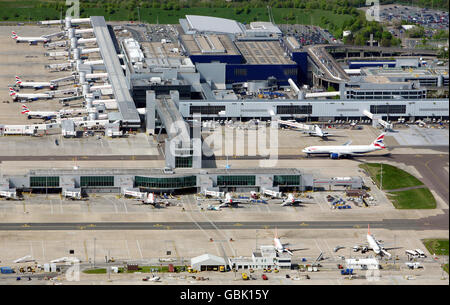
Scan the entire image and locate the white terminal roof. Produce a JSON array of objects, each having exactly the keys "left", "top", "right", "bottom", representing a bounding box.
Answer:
[
  {"left": 186, "top": 15, "right": 244, "bottom": 34},
  {"left": 191, "top": 254, "right": 226, "bottom": 267},
  {"left": 249, "top": 22, "right": 282, "bottom": 35}
]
